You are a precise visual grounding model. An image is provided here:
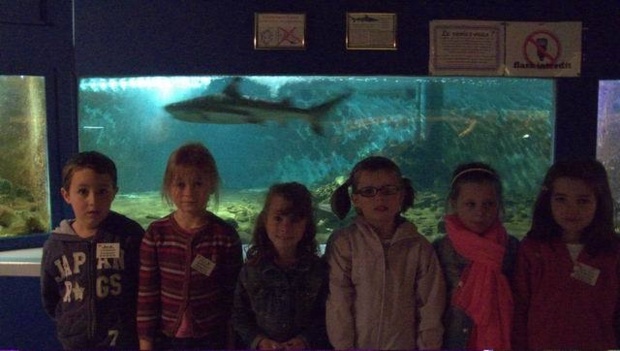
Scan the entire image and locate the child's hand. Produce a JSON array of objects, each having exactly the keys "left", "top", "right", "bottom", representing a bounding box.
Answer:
[
  {"left": 258, "top": 338, "right": 284, "bottom": 350},
  {"left": 283, "top": 337, "right": 306, "bottom": 350}
]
